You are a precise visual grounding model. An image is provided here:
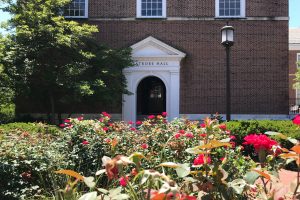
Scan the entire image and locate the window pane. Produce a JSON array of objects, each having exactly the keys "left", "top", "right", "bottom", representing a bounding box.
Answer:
[
  {"left": 219, "top": 0, "right": 241, "bottom": 16},
  {"left": 140, "top": 0, "right": 163, "bottom": 17},
  {"left": 64, "top": 0, "right": 86, "bottom": 17}
]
